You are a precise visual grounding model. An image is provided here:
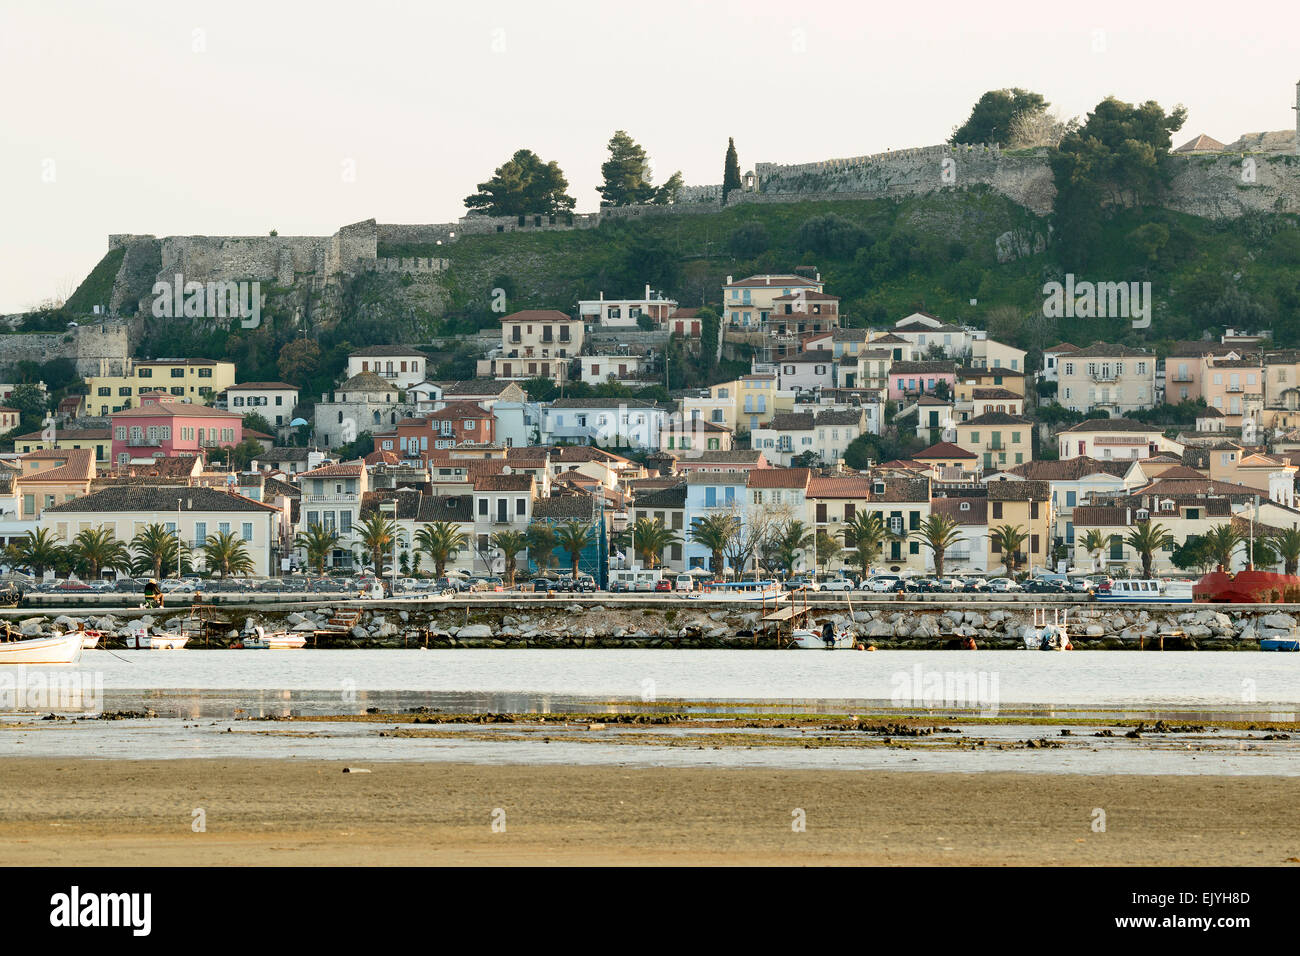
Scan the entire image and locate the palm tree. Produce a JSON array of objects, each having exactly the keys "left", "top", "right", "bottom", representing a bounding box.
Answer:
[
  {"left": 910, "top": 513, "right": 964, "bottom": 579},
  {"left": 70, "top": 526, "right": 129, "bottom": 580},
  {"left": 203, "top": 530, "right": 254, "bottom": 579},
  {"left": 1204, "top": 523, "right": 1244, "bottom": 571},
  {"left": 1079, "top": 528, "right": 1107, "bottom": 572},
  {"left": 130, "top": 522, "right": 188, "bottom": 578},
  {"left": 1123, "top": 520, "right": 1175, "bottom": 579},
  {"left": 490, "top": 529, "right": 529, "bottom": 587},
  {"left": 354, "top": 511, "right": 396, "bottom": 573},
  {"left": 839, "top": 512, "right": 894, "bottom": 578},
  {"left": 14, "top": 528, "right": 65, "bottom": 578},
  {"left": 414, "top": 521, "right": 466, "bottom": 578},
  {"left": 988, "top": 523, "right": 1029, "bottom": 578},
  {"left": 767, "top": 519, "right": 814, "bottom": 579},
  {"left": 553, "top": 521, "right": 594, "bottom": 580},
  {"left": 525, "top": 523, "right": 559, "bottom": 572},
  {"left": 1270, "top": 527, "right": 1300, "bottom": 575},
  {"left": 295, "top": 523, "right": 341, "bottom": 576},
  {"left": 631, "top": 517, "right": 680, "bottom": 569},
  {"left": 688, "top": 513, "right": 739, "bottom": 576}
]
